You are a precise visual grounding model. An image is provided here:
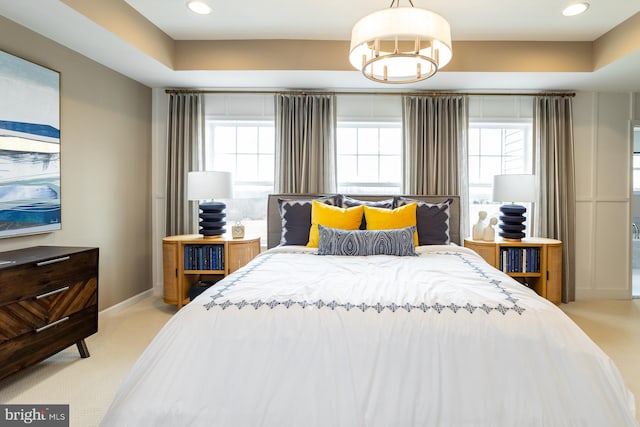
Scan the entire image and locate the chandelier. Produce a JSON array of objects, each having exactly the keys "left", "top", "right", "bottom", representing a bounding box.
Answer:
[{"left": 349, "top": 0, "right": 452, "bottom": 84}]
